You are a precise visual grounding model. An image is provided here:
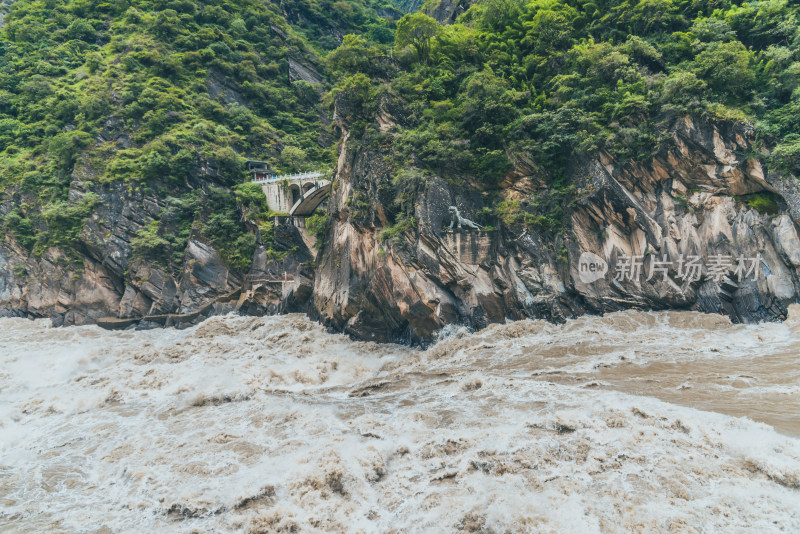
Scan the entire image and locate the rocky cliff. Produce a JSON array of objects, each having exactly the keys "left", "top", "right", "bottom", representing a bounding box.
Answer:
[
  {"left": 422, "top": 0, "right": 476, "bottom": 25},
  {"left": 0, "top": 118, "right": 797, "bottom": 341},
  {"left": 0, "top": 160, "right": 314, "bottom": 327},
  {"left": 3, "top": 0, "right": 799, "bottom": 344},
  {"left": 3, "top": 104, "right": 800, "bottom": 343},
  {"left": 308, "top": 106, "right": 800, "bottom": 343}
]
